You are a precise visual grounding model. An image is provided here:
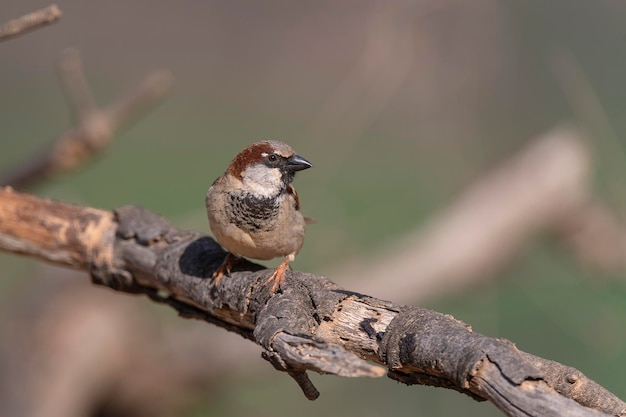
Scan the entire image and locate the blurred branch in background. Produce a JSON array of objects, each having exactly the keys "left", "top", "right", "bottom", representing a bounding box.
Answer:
[
  {"left": 0, "top": 4, "right": 61, "bottom": 42},
  {"left": 0, "top": 267, "right": 260, "bottom": 417},
  {"left": 336, "top": 128, "right": 626, "bottom": 303},
  {"left": 0, "top": 48, "right": 173, "bottom": 190}
]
